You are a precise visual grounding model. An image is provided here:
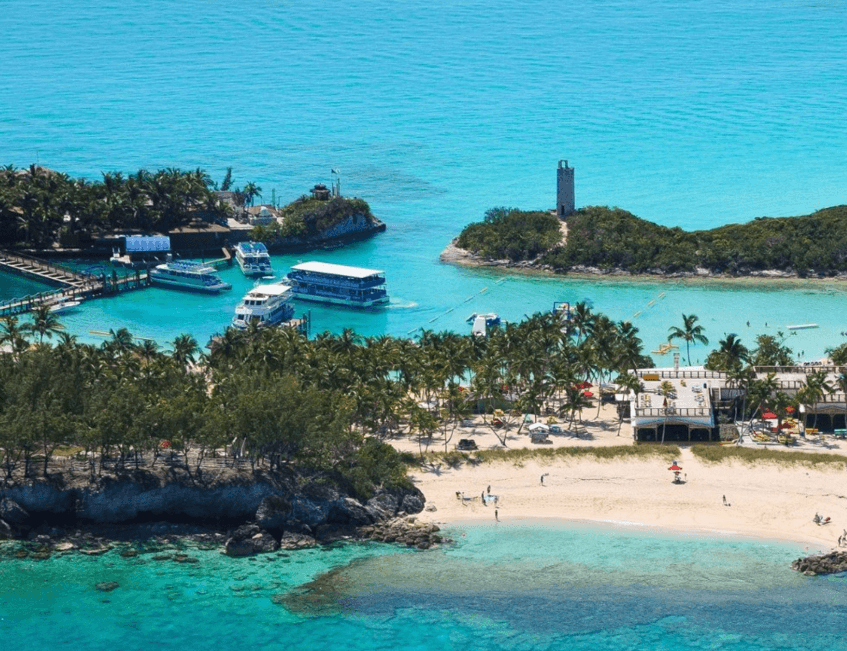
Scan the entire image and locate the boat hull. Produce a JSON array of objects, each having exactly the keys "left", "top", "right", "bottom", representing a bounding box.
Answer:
[
  {"left": 289, "top": 292, "right": 389, "bottom": 308},
  {"left": 150, "top": 275, "right": 231, "bottom": 293}
]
